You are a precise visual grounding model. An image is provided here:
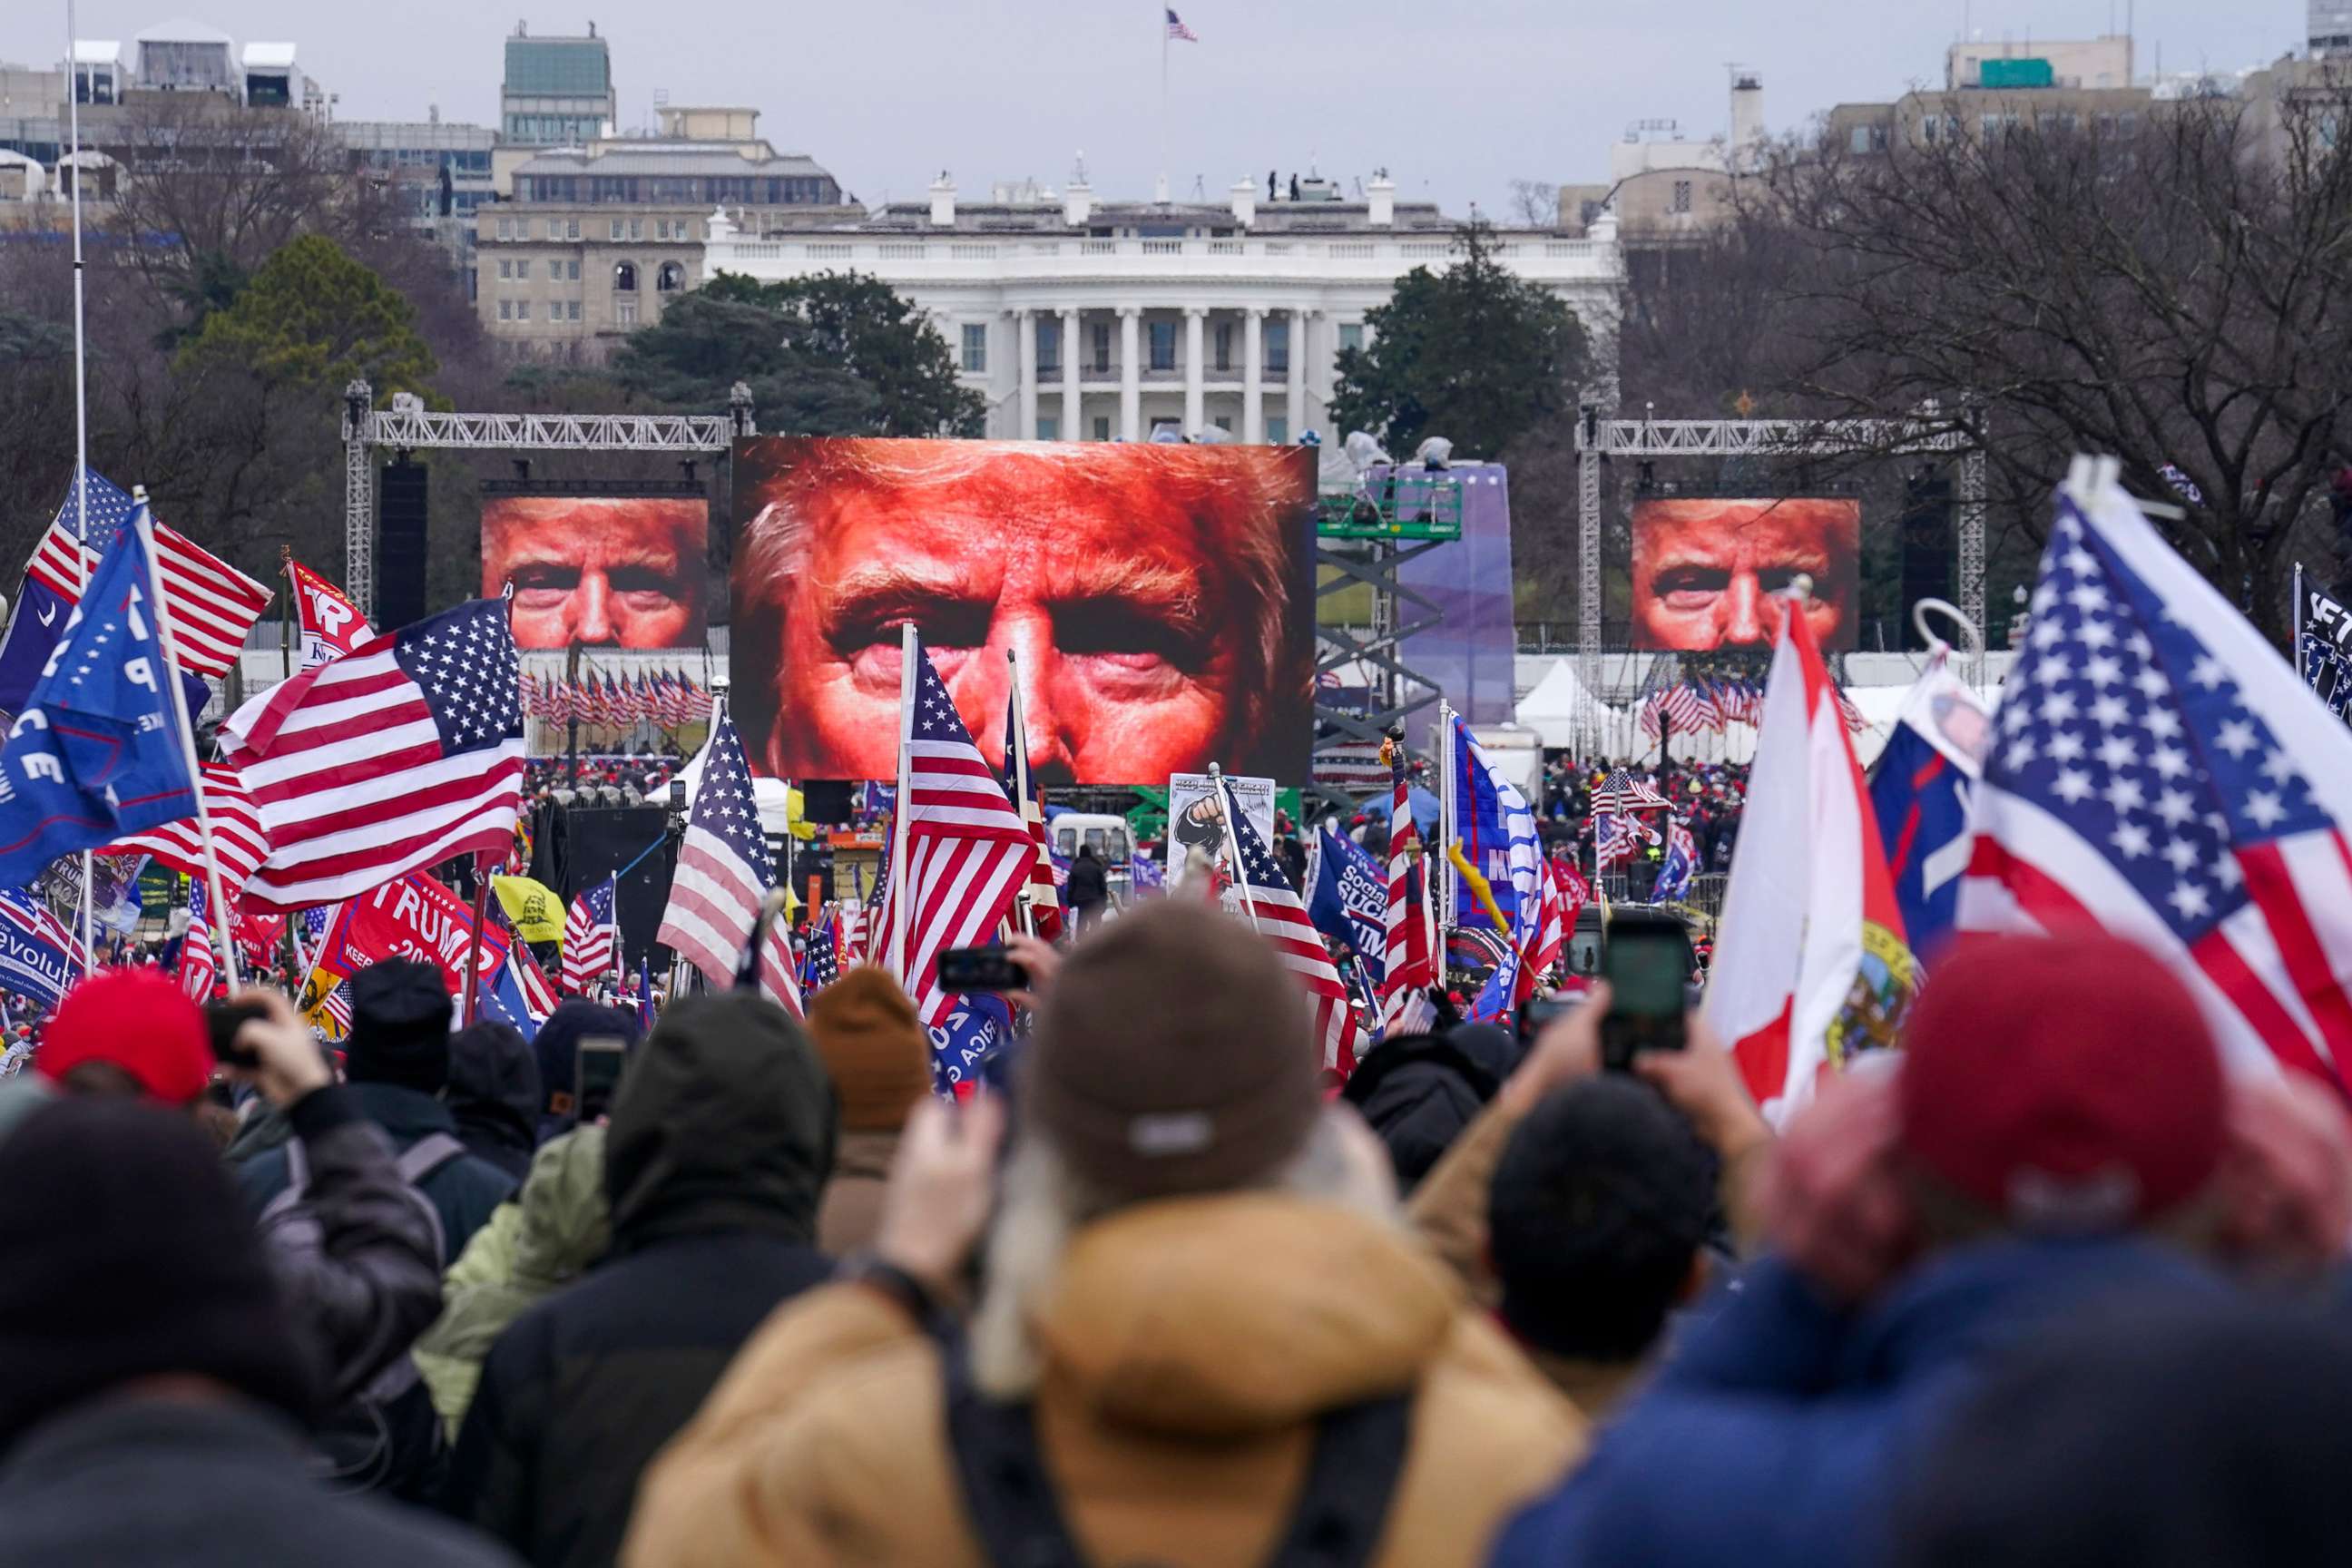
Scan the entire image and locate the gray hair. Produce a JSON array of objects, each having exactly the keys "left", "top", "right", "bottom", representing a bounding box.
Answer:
[{"left": 966, "top": 1108, "right": 1399, "bottom": 1398}]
